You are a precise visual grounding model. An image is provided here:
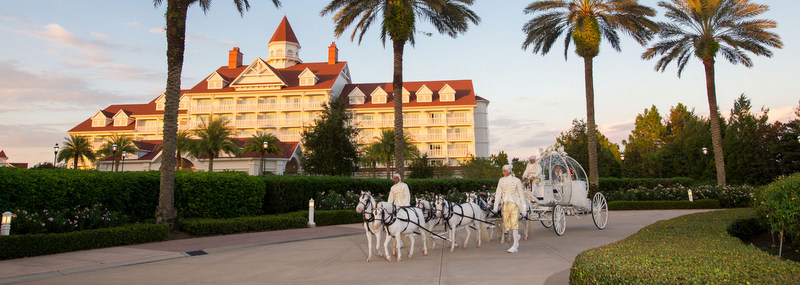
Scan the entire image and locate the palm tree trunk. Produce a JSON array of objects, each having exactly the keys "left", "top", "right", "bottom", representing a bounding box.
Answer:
[
  {"left": 208, "top": 152, "right": 214, "bottom": 172},
  {"left": 155, "top": 0, "right": 186, "bottom": 231},
  {"left": 703, "top": 59, "right": 726, "bottom": 185},
  {"left": 176, "top": 151, "right": 182, "bottom": 171},
  {"left": 115, "top": 154, "right": 120, "bottom": 172},
  {"left": 392, "top": 39, "right": 406, "bottom": 179},
  {"left": 583, "top": 56, "right": 600, "bottom": 193},
  {"left": 74, "top": 154, "right": 79, "bottom": 170}
]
